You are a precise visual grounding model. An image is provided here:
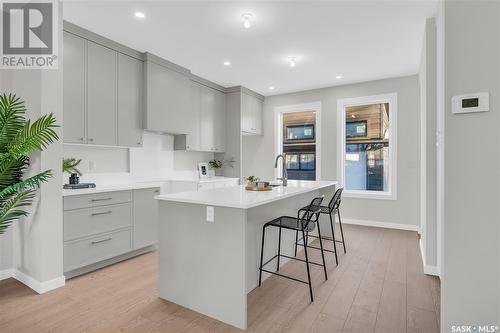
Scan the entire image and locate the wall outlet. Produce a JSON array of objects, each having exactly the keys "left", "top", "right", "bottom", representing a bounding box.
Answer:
[{"left": 206, "top": 206, "right": 214, "bottom": 223}]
